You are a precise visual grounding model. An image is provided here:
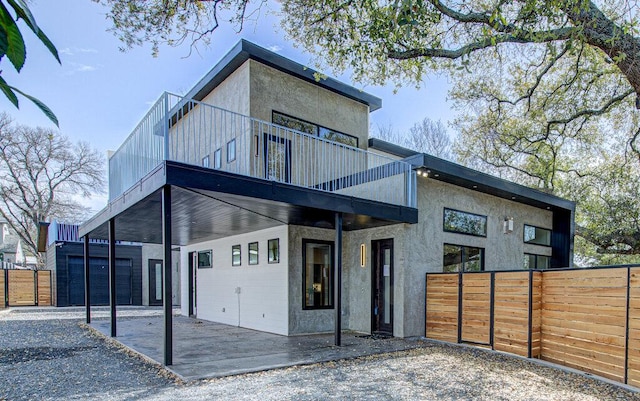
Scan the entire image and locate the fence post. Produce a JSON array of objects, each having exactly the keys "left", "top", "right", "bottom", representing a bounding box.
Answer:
[
  {"left": 490, "top": 272, "right": 495, "bottom": 350},
  {"left": 3, "top": 269, "right": 7, "bottom": 307},
  {"left": 34, "top": 270, "right": 38, "bottom": 306},
  {"left": 527, "top": 269, "right": 533, "bottom": 359},
  {"left": 625, "top": 267, "right": 631, "bottom": 384},
  {"left": 457, "top": 272, "right": 463, "bottom": 344}
]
